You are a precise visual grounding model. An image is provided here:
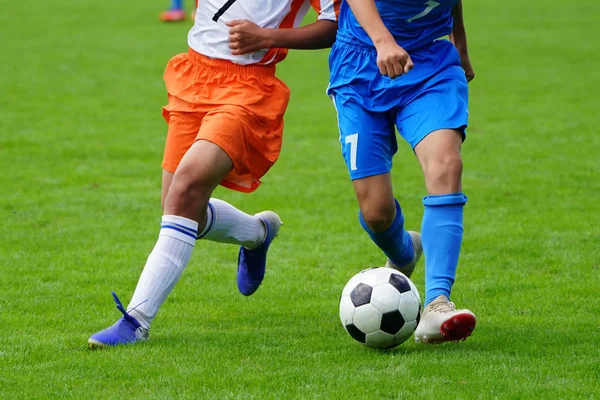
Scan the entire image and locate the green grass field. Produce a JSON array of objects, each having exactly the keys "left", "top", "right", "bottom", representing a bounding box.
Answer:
[{"left": 1, "top": 0, "right": 599, "bottom": 398}]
